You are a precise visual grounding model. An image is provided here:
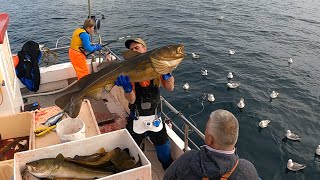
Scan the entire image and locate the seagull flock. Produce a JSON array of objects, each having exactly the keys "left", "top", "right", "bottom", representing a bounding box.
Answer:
[{"left": 186, "top": 45, "right": 317, "bottom": 173}]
